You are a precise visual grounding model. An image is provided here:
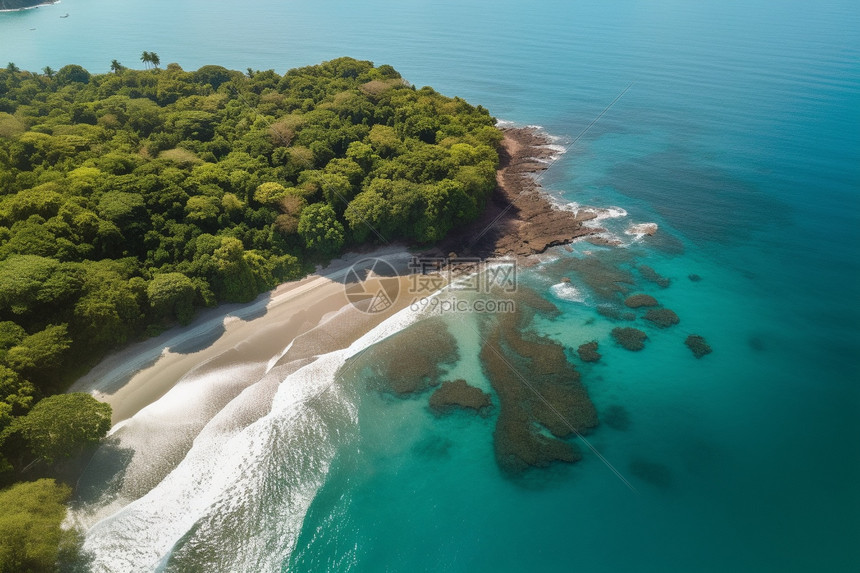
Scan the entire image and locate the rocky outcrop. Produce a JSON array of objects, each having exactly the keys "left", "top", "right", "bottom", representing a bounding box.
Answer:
[
  {"left": 685, "top": 334, "right": 712, "bottom": 358},
  {"left": 643, "top": 308, "right": 680, "bottom": 328},
  {"left": 611, "top": 327, "right": 648, "bottom": 351},
  {"left": 624, "top": 294, "right": 659, "bottom": 308},
  {"left": 429, "top": 379, "right": 492, "bottom": 415},
  {"left": 577, "top": 341, "right": 601, "bottom": 362}
]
